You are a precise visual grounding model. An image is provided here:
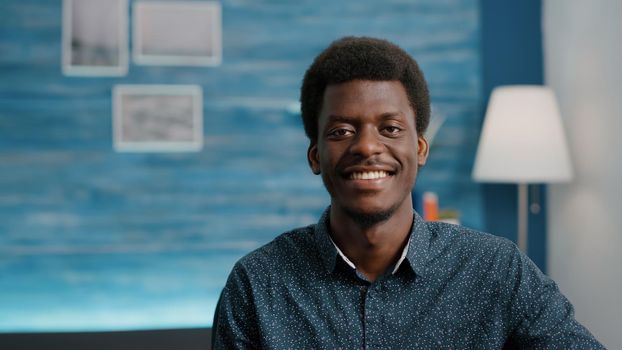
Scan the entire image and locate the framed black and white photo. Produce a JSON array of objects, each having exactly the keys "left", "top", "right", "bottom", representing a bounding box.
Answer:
[
  {"left": 113, "top": 85, "right": 203, "bottom": 152},
  {"left": 133, "top": 1, "right": 222, "bottom": 66},
  {"left": 62, "top": 0, "right": 128, "bottom": 76}
]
